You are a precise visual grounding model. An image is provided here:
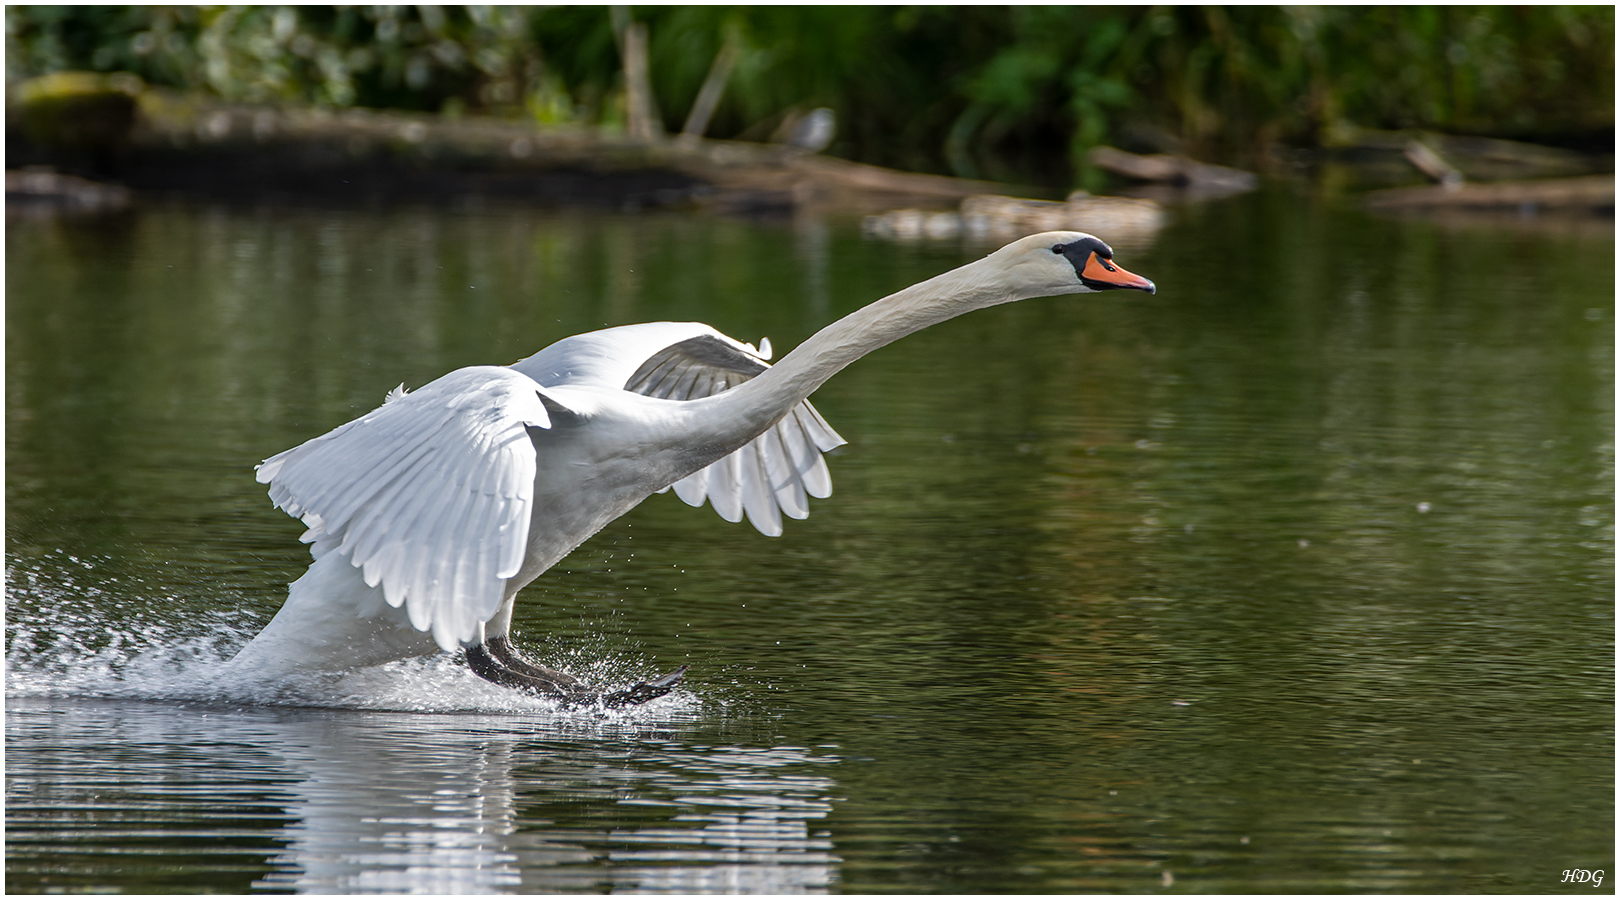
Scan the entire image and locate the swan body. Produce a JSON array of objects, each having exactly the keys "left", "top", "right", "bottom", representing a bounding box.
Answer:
[{"left": 230, "top": 232, "right": 1154, "bottom": 704}]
